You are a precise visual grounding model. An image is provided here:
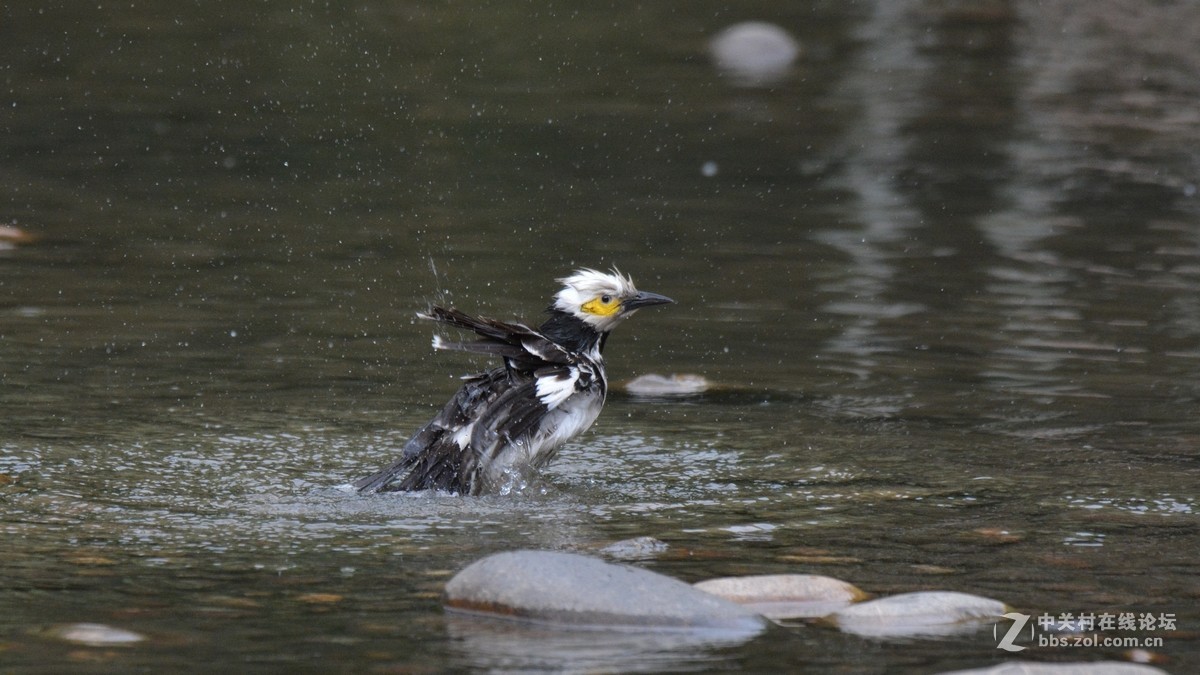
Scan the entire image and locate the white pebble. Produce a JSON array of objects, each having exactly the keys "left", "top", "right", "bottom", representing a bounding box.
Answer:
[{"left": 710, "top": 21, "right": 801, "bottom": 86}]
